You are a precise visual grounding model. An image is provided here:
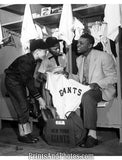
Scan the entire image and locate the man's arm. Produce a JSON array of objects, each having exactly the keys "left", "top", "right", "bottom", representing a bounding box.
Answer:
[{"left": 98, "top": 53, "right": 117, "bottom": 89}]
